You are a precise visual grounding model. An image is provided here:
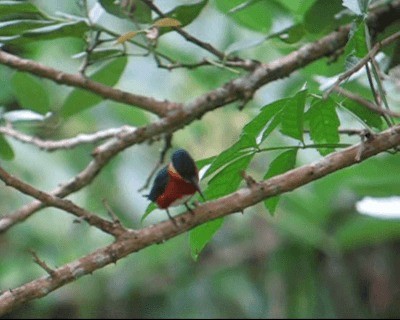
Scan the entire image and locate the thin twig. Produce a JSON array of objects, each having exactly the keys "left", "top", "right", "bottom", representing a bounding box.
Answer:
[
  {"left": 0, "top": 166, "right": 127, "bottom": 237},
  {"left": 324, "top": 30, "right": 400, "bottom": 98},
  {"left": 102, "top": 198, "right": 120, "bottom": 224},
  {"left": 333, "top": 86, "right": 400, "bottom": 118},
  {"left": 138, "top": 133, "right": 173, "bottom": 192},
  {"left": 0, "top": 125, "right": 137, "bottom": 151},
  {"left": 141, "top": 0, "right": 228, "bottom": 60},
  {"left": 28, "top": 250, "right": 55, "bottom": 277}
]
